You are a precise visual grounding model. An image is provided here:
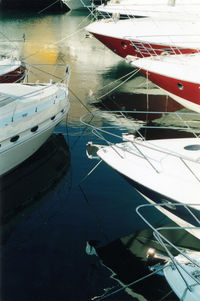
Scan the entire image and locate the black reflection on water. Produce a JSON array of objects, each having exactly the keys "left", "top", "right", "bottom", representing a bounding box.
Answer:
[{"left": 0, "top": 134, "right": 71, "bottom": 244}]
